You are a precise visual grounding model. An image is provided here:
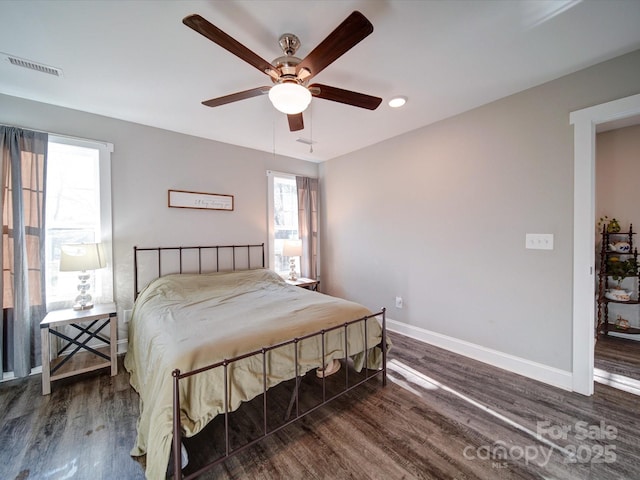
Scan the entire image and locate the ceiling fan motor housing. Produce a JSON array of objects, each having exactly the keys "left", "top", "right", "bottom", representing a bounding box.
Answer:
[
  {"left": 272, "top": 34, "right": 305, "bottom": 84},
  {"left": 271, "top": 55, "right": 302, "bottom": 82}
]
